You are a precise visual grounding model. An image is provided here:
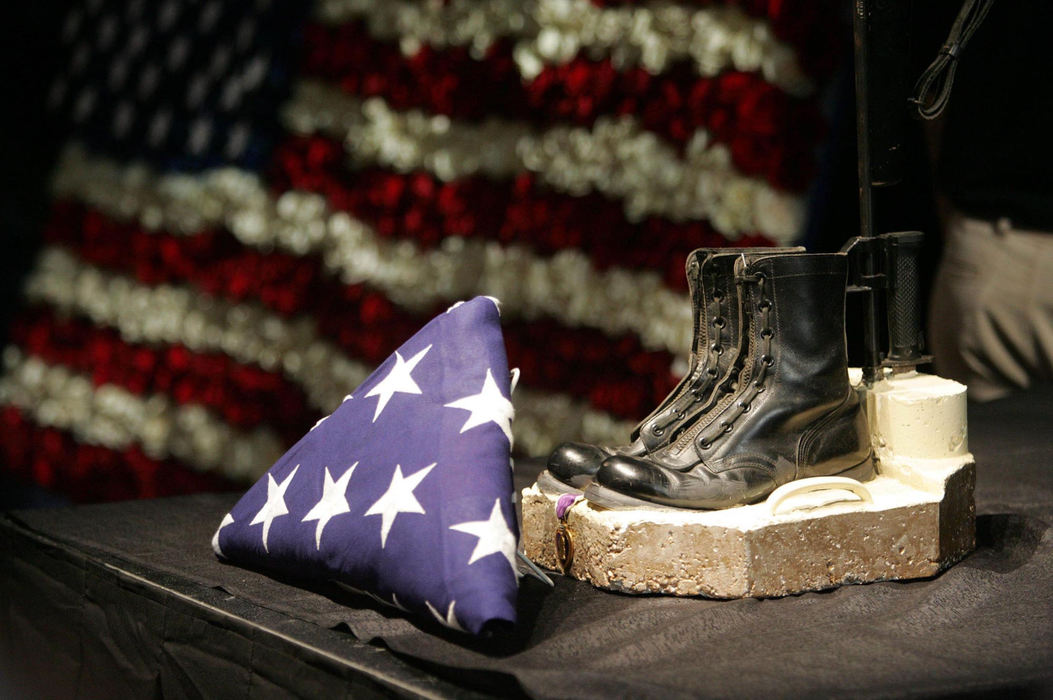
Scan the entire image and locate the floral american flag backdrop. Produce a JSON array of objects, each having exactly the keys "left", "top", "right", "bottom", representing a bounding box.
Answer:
[{"left": 1, "top": 0, "right": 839, "bottom": 501}]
